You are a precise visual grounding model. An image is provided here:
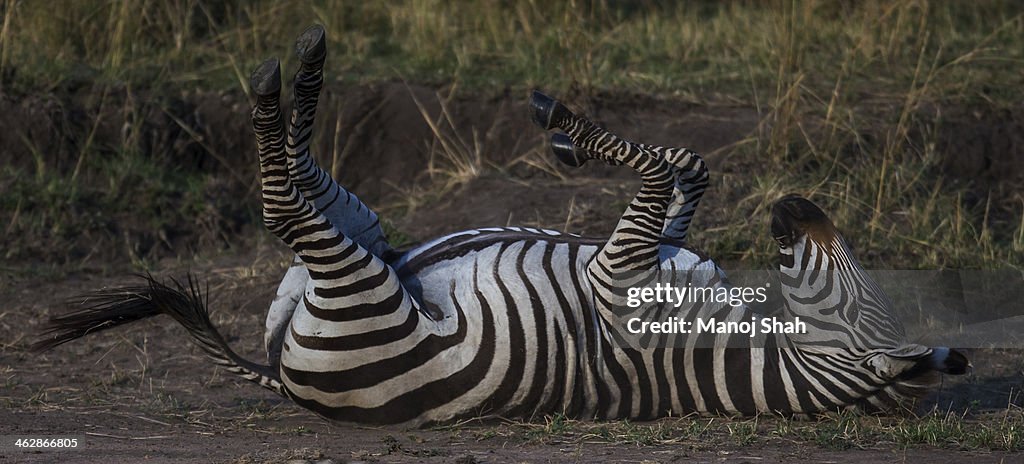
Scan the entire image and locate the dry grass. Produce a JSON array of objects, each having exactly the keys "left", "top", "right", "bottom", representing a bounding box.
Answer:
[
  {"left": 2, "top": 1, "right": 1020, "bottom": 272},
  {"left": 0, "top": 1, "right": 1018, "bottom": 99},
  {"left": 452, "top": 408, "right": 1024, "bottom": 452}
]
